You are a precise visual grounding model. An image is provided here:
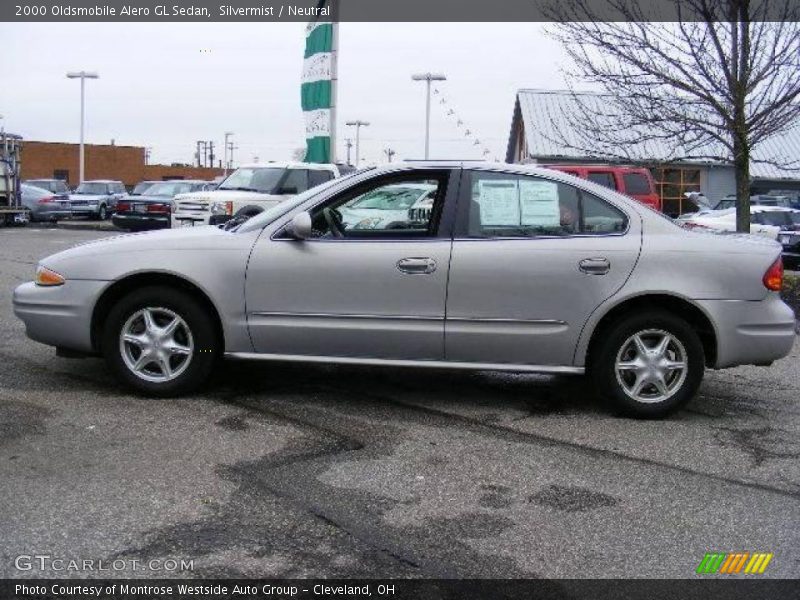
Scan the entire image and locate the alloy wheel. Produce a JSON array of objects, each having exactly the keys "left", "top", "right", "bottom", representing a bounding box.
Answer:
[
  {"left": 119, "top": 307, "right": 194, "bottom": 383},
  {"left": 614, "top": 329, "right": 688, "bottom": 404}
]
